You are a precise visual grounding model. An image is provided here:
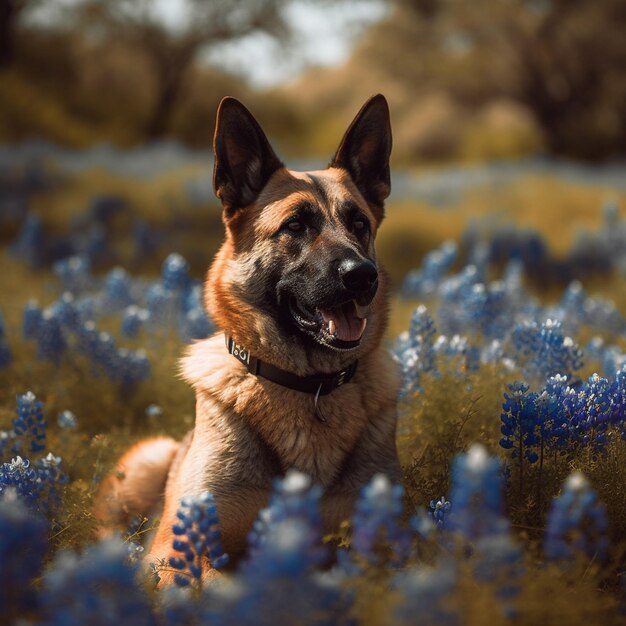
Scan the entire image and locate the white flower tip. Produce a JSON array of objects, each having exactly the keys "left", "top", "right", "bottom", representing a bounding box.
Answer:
[
  {"left": 282, "top": 470, "right": 310, "bottom": 493},
  {"left": 466, "top": 444, "right": 488, "bottom": 471},
  {"left": 565, "top": 471, "right": 589, "bottom": 492},
  {"left": 370, "top": 474, "right": 391, "bottom": 495}
]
